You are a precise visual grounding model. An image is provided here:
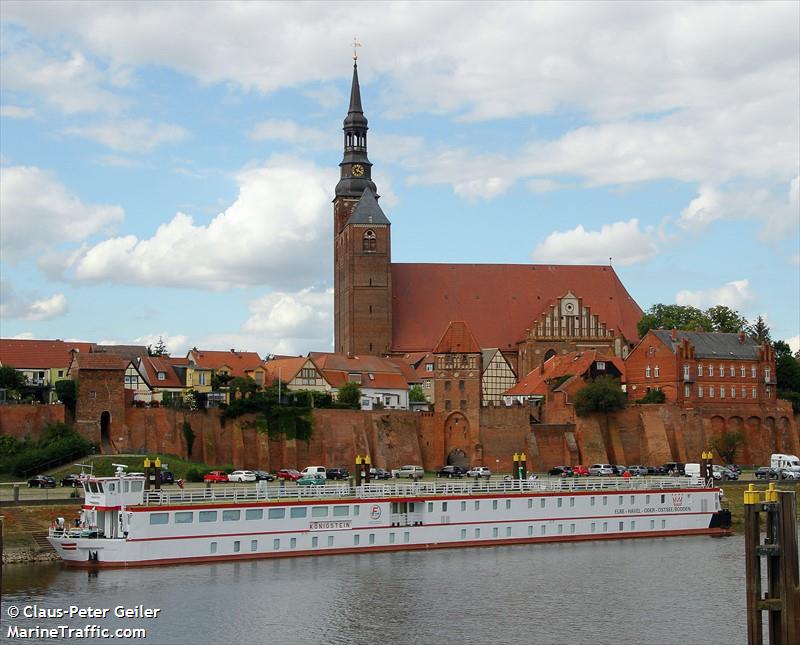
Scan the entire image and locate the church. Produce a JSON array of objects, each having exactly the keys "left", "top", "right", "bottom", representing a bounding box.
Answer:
[{"left": 333, "top": 60, "right": 643, "bottom": 385}]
